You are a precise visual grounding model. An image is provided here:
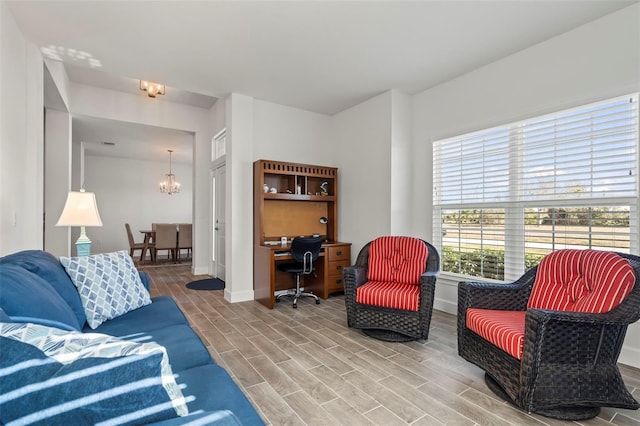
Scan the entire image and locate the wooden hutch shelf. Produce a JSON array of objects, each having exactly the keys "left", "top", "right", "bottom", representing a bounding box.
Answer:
[{"left": 253, "top": 159, "right": 350, "bottom": 308}]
